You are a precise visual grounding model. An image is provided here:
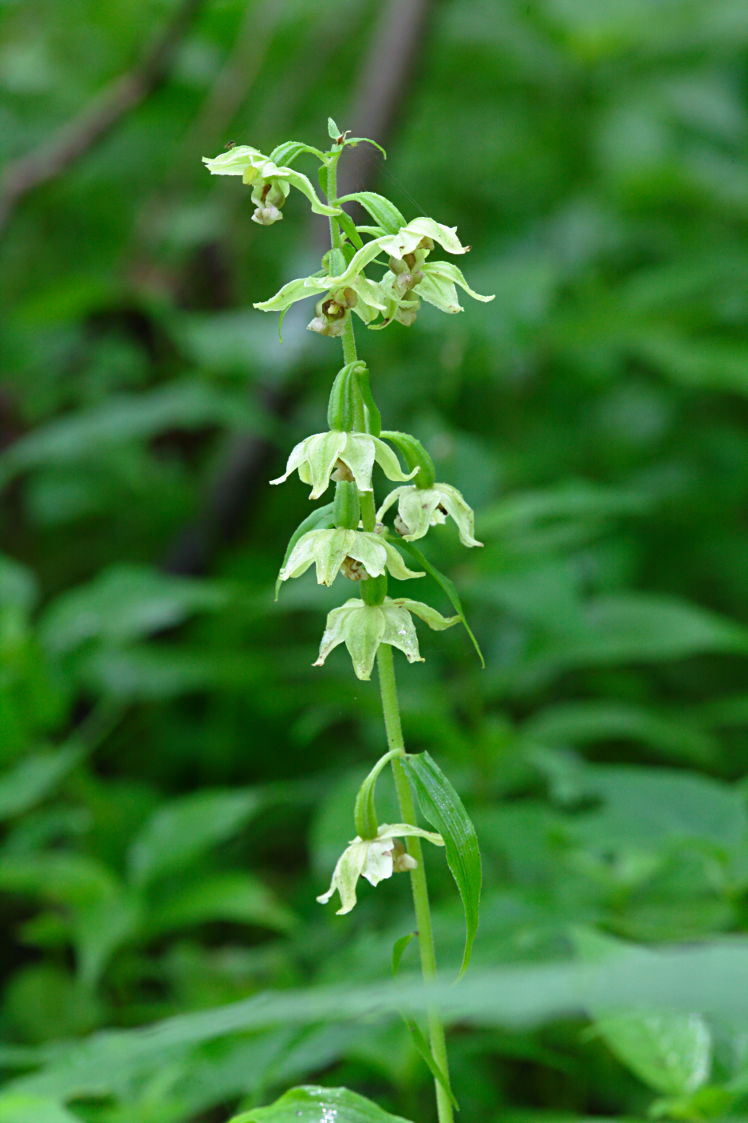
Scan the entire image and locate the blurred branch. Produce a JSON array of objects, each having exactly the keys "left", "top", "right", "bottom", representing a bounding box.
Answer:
[
  {"left": 165, "top": 0, "right": 435, "bottom": 575},
  {"left": 337, "top": 0, "right": 432, "bottom": 200},
  {"left": 0, "top": 0, "right": 206, "bottom": 234}
]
